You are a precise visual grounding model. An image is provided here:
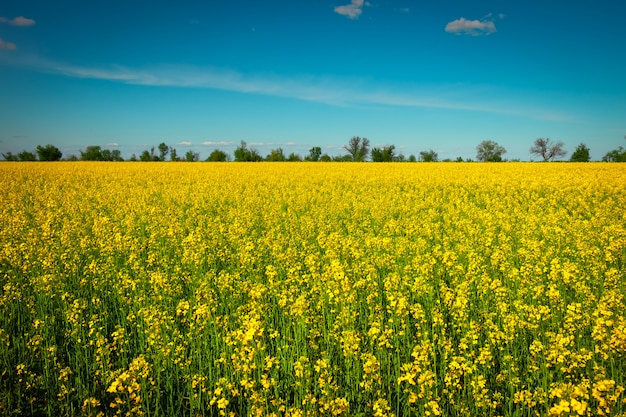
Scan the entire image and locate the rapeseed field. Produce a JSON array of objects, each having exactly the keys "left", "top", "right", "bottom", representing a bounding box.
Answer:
[{"left": 1, "top": 162, "right": 625, "bottom": 416}]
